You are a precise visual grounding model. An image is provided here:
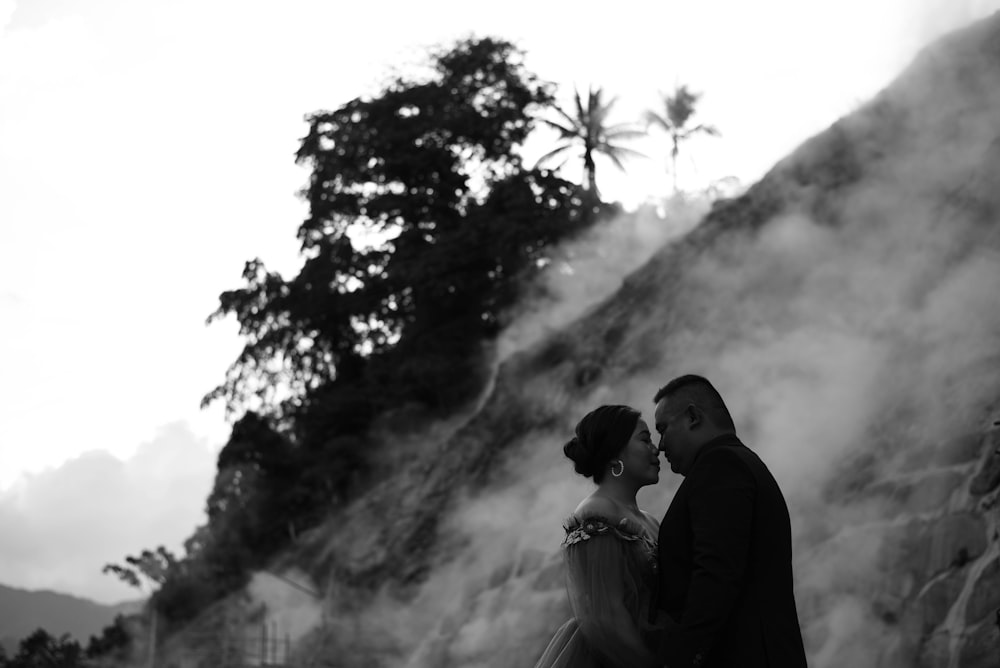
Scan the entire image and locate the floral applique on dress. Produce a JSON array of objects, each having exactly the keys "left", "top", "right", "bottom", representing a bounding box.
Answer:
[{"left": 562, "top": 514, "right": 658, "bottom": 571}]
